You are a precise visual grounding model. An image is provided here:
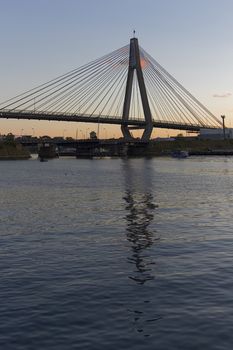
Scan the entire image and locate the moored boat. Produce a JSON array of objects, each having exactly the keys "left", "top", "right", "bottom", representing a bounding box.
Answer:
[{"left": 171, "top": 150, "right": 189, "bottom": 158}]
